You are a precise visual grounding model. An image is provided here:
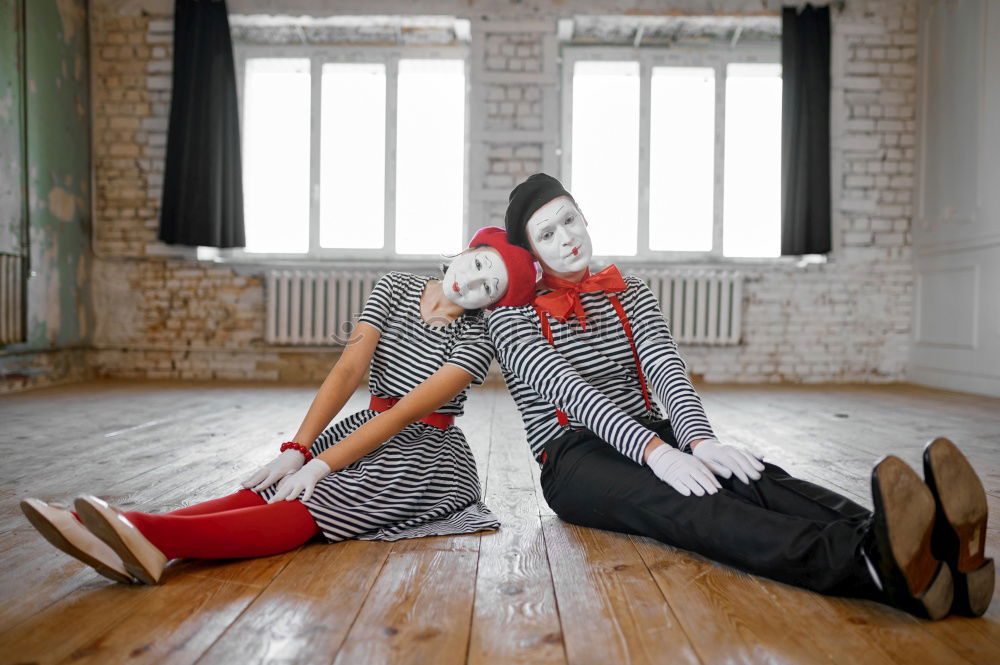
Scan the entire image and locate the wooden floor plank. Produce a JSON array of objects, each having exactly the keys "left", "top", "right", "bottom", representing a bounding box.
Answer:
[
  {"left": 630, "top": 534, "right": 884, "bottom": 665},
  {"left": 53, "top": 575, "right": 261, "bottom": 665},
  {"left": 468, "top": 391, "right": 565, "bottom": 665},
  {"left": 331, "top": 550, "right": 479, "bottom": 665},
  {"left": 540, "top": 517, "right": 701, "bottom": 665},
  {"left": 0, "top": 581, "right": 159, "bottom": 664},
  {"left": 194, "top": 540, "right": 393, "bottom": 665}
]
